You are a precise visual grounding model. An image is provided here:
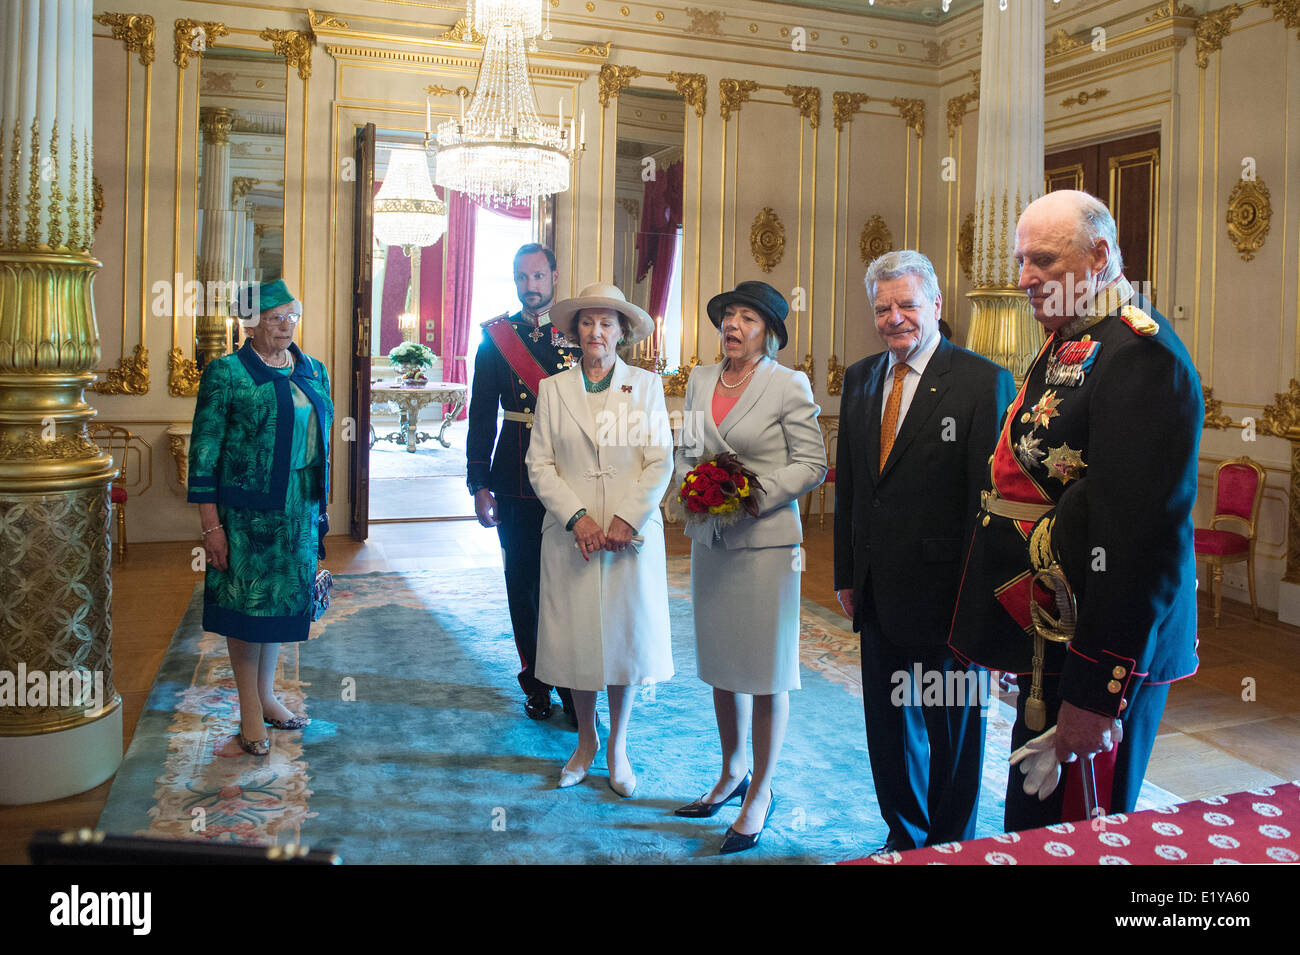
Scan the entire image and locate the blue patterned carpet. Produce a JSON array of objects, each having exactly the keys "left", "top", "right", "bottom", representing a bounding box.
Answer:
[{"left": 97, "top": 560, "right": 1084, "bottom": 864}]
